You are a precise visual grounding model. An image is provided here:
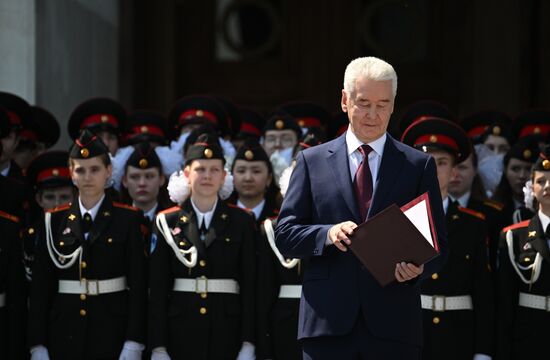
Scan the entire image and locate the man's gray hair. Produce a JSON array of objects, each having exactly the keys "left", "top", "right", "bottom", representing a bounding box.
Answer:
[{"left": 343, "top": 57, "right": 397, "bottom": 98}]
